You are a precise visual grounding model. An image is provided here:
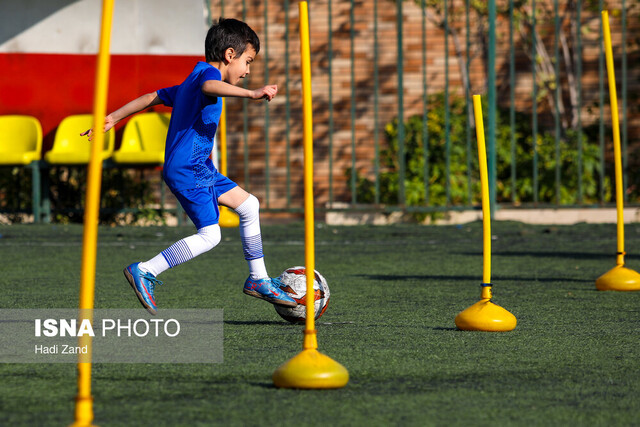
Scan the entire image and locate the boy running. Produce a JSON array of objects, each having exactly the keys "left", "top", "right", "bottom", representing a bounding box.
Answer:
[{"left": 83, "top": 18, "right": 296, "bottom": 314}]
